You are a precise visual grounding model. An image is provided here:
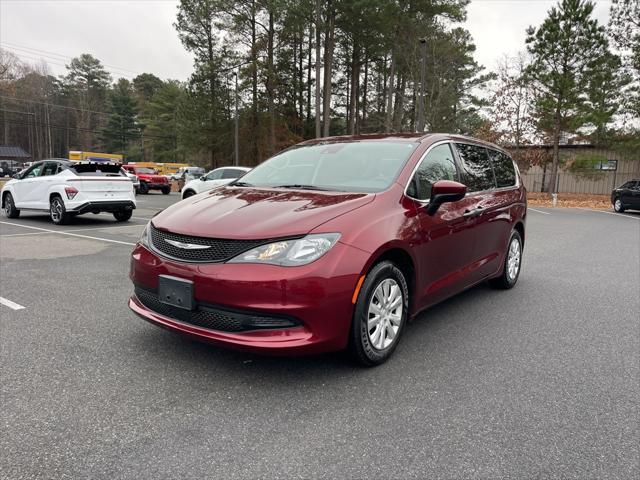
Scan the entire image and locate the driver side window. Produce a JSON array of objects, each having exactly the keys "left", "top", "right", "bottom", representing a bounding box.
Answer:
[
  {"left": 407, "top": 144, "right": 458, "bottom": 201},
  {"left": 206, "top": 170, "right": 224, "bottom": 181},
  {"left": 24, "top": 164, "right": 43, "bottom": 178},
  {"left": 41, "top": 162, "right": 59, "bottom": 176}
]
